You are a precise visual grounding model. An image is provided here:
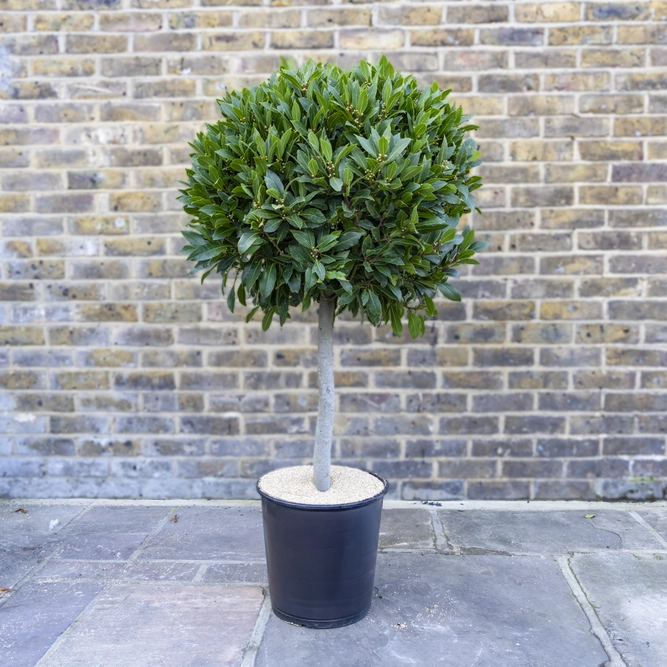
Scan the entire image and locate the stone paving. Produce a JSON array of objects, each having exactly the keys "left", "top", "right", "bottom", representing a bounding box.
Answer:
[{"left": 1, "top": 499, "right": 667, "bottom": 667}]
